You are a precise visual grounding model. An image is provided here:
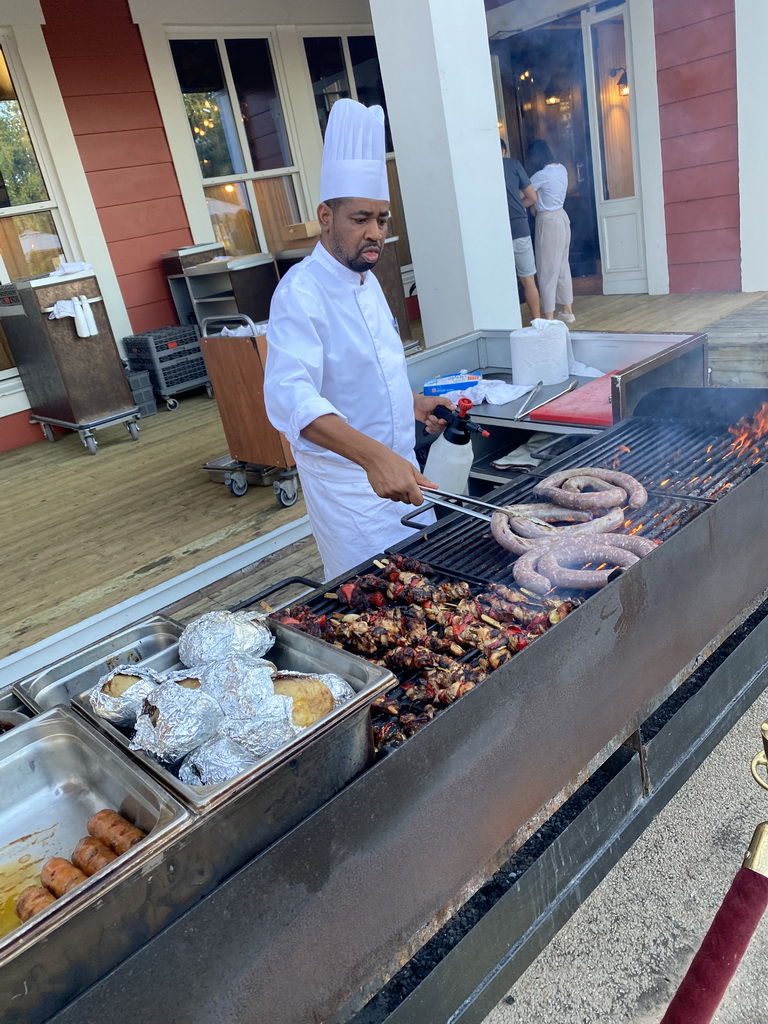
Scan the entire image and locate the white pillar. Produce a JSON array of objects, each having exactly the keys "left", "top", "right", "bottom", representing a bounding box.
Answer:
[
  {"left": 370, "top": 0, "right": 520, "bottom": 347},
  {"left": 736, "top": 0, "right": 768, "bottom": 292}
]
